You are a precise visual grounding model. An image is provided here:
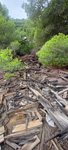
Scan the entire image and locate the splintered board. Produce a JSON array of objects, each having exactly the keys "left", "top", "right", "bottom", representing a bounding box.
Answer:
[
  {"left": 21, "top": 135, "right": 40, "bottom": 150},
  {"left": 0, "top": 126, "right": 5, "bottom": 134},
  {"left": 12, "top": 119, "right": 42, "bottom": 133},
  {"left": 0, "top": 134, "right": 4, "bottom": 143},
  {"left": 0, "top": 93, "right": 3, "bottom": 105}
]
